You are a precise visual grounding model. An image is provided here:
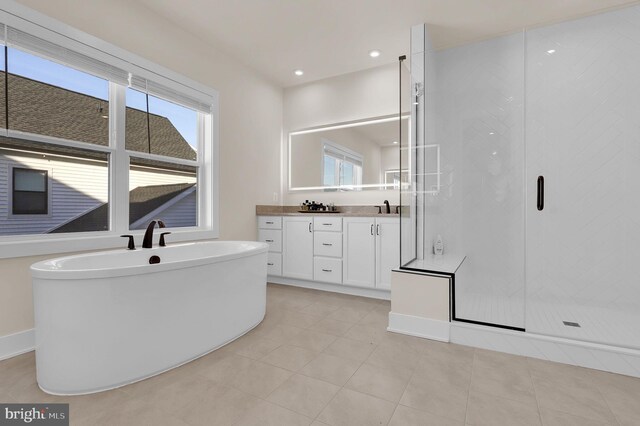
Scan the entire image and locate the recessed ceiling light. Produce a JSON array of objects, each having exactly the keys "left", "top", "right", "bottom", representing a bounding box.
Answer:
[
  {"left": 369, "top": 50, "right": 381, "bottom": 58},
  {"left": 294, "top": 69, "right": 304, "bottom": 76},
  {"left": 547, "top": 49, "right": 556, "bottom": 54},
  {"left": 392, "top": 141, "right": 398, "bottom": 144}
]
